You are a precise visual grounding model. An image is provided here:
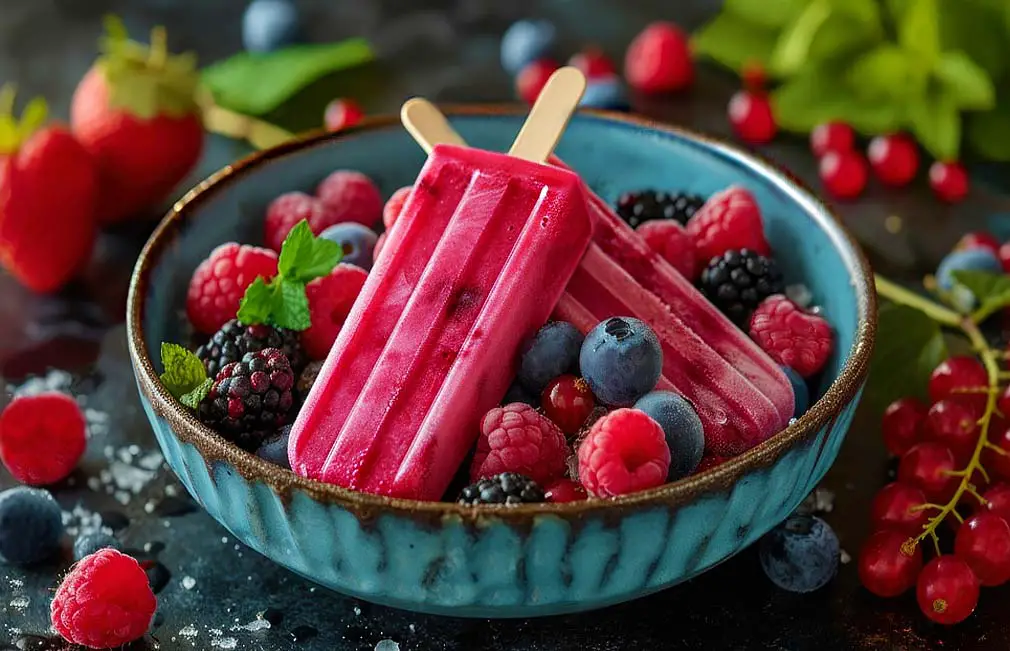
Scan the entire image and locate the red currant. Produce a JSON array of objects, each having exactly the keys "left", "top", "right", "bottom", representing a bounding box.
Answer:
[
  {"left": 928, "top": 356, "right": 988, "bottom": 411},
  {"left": 982, "top": 423, "right": 1010, "bottom": 480},
  {"left": 999, "top": 242, "right": 1010, "bottom": 274},
  {"left": 741, "top": 61, "right": 767, "bottom": 92},
  {"left": 917, "top": 556, "right": 980, "bottom": 625},
  {"left": 954, "top": 512, "right": 1010, "bottom": 586},
  {"left": 694, "top": 454, "right": 727, "bottom": 474},
  {"left": 925, "top": 399, "right": 979, "bottom": 464},
  {"left": 544, "top": 478, "right": 588, "bottom": 503},
  {"left": 881, "top": 397, "right": 927, "bottom": 456},
  {"left": 728, "top": 90, "right": 776, "bottom": 145},
  {"left": 858, "top": 529, "right": 922, "bottom": 597},
  {"left": 516, "top": 59, "right": 560, "bottom": 105},
  {"left": 956, "top": 231, "right": 1001, "bottom": 257},
  {"left": 871, "top": 482, "right": 928, "bottom": 536},
  {"left": 541, "top": 375, "right": 596, "bottom": 435},
  {"left": 818, "top": 150, "right": 868, "bottom": 199},
  {"left": 323, "top": 98, "right": 364, "bottom": 132},
  {"left": 983, "top": 483, "right": 1010, "bottom": 522},
  {"left": 568, "top": 48, "right": 616, "bottom": 79},
  {"left": 998, "top": 384, "right": 1010, "bottom": 418},
  {"left": 929, "top": 161, "right": 969, "bottom": 203},
  {"left": 867, "top": 134, "right": 919, "bottom": 187},
  {"left": 898, "top": 442, "right": 958, "bottom": 501},
  {"left": 810, "top": 122, "right": 854, "bottom": 158}
]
